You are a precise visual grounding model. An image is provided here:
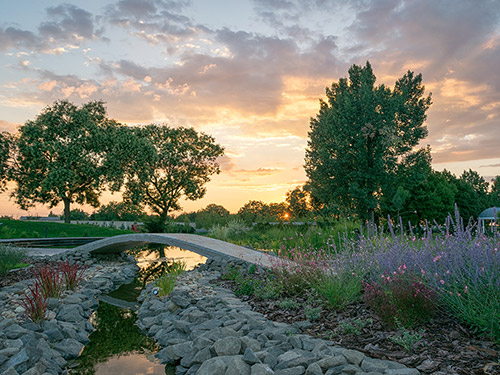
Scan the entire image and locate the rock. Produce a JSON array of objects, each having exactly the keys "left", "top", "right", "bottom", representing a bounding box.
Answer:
[
  {"left": 2, "top": 367, "right": 19, "bottom": 375},
  {"left": 43, "top": 329, "right": 63, "bottom": 343},
  {"left": 274, "top": 366, "right": 305, "bottom": 375},
  {"left": 52, "top": 338, "right": 83, "bottom": 359},
  {"left": 384, "top": 369, "right": 420, "bottom": 375},
  {"left": 241, "top": 337, "right": 261, "bottom": 352},
  {"left": 3, "top": 348, "right": 29, "bottom": 373},
  {"left": 341, "top": 349, "right": 365, "bottom": 366},
  {"left": 212, "top": 337, "right": 241, "bottom": 356},
  {"left": 339, "top": 364, "right": 361, "bottom": 375},
  {"left": 170, "top": 293, "right": 191, "bottom": 308},
  {"left": 305, "top": 363, "right": 323, "bottom": 375},
  {"left": 251, "top": 363, "right": 275, "bottom": 375},
  {"left": 196, "top": 357, "right": 227, "bottom": 375},
  {"left": 317, "top": 356, "right": 346, "bottom": 370},
  {"left": 243, "top": 348, "right": 261, "bottom": 365},
  {"left": 56, "top": 304, "right": 83, "bottom": 323}
]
